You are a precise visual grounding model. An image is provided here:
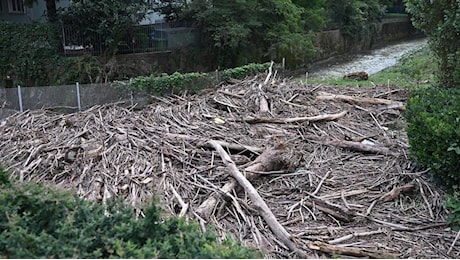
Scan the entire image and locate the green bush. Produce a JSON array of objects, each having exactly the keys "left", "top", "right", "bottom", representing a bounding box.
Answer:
[
  {"left": 0, "top": 167, "right": 260, "bottom": 258},
  {"left": 405, "top": 0, "right": 460, "bottom": 88},
  {"left": 405, "top": 87, "right": 460, "bottom": 187},
  {"left": 0, "top": 22, "right": 61, "bottom": 87},
  {"left": 114, "top": 62, "right": 271, "bottom": 96},
  {"left": 444, "top": 186, "right": 460, "bottom": 231},
  {"left": 220, "top": 63, "right": 271, "bottom": 82},
  {"left": 116, "top": 71, "right": 211, "bottom": 96}
]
